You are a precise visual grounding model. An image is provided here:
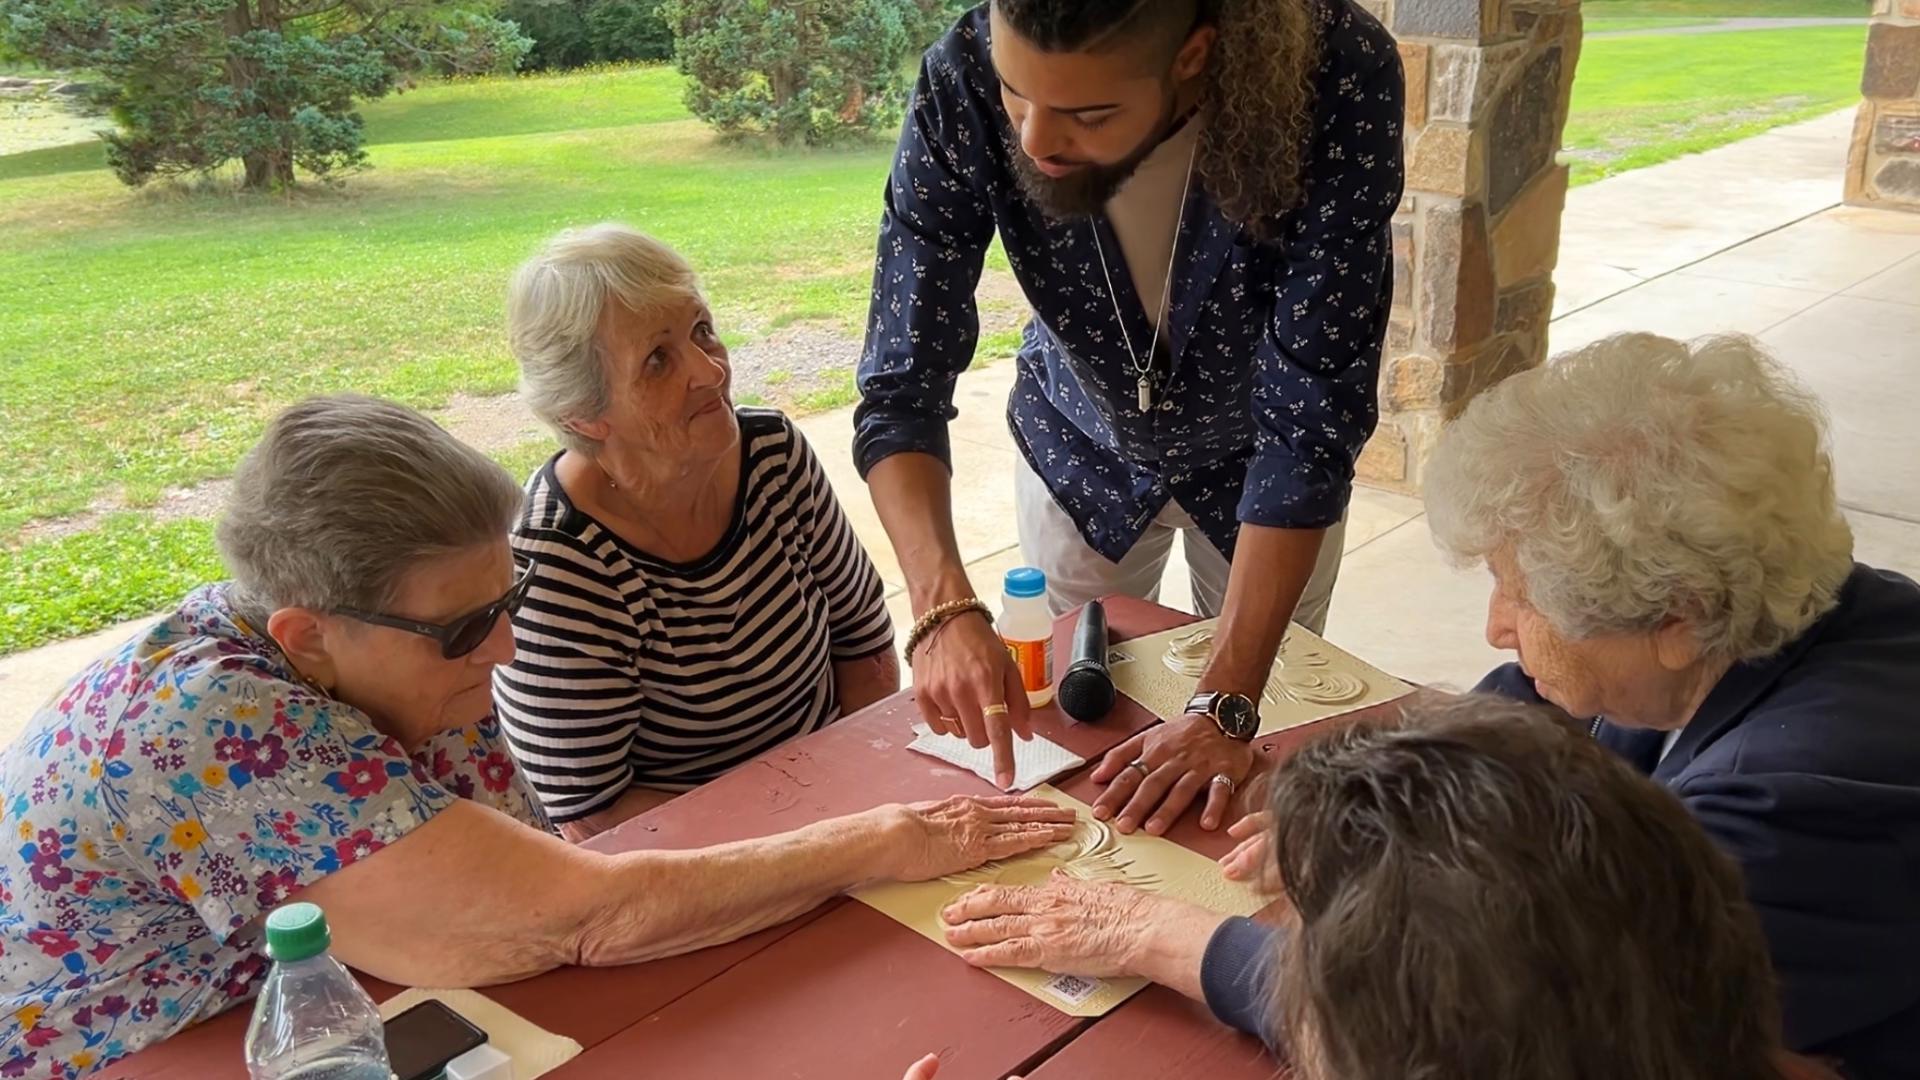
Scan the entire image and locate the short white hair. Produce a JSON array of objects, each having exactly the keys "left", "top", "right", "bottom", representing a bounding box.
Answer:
[
  {"left": 505, "top": 223, "right": 703, "bottom": 453},
  {"left": 1424, "top": 333, "right": 1854, "bottom": 662},
  {"left": 218, "top": 395, "right": 524, "bottom": 622}
]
